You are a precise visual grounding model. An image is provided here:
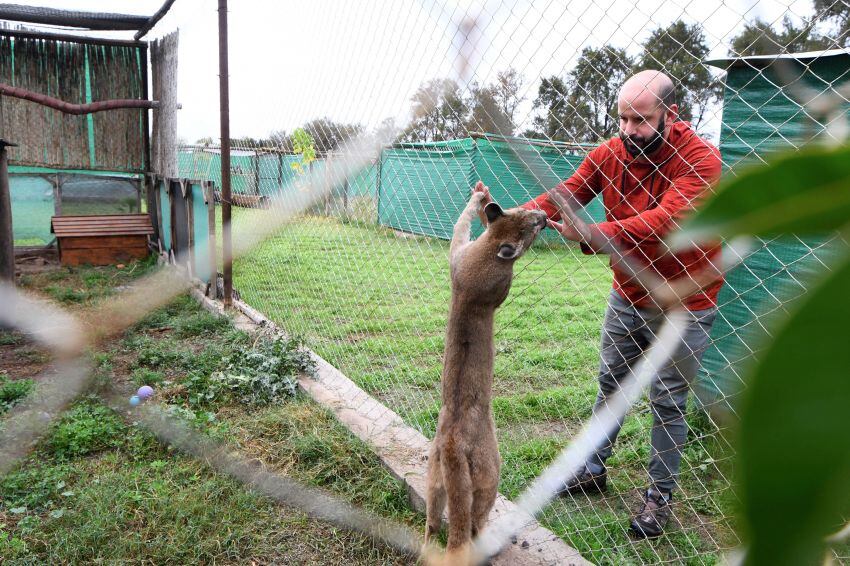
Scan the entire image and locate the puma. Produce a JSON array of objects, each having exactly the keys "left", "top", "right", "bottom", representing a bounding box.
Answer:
[{"left": 425, "top": 189, "right": 547, "bottom": 564}]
